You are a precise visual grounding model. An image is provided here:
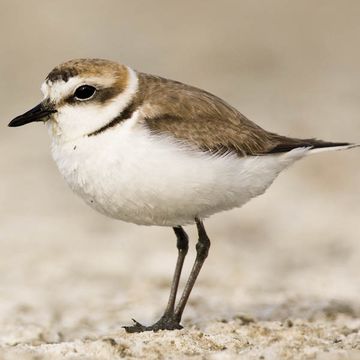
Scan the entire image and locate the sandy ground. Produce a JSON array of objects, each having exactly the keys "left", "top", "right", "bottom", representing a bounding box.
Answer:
[{"left": 1, "top": 1, "right": 360, "bottom": 359}]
